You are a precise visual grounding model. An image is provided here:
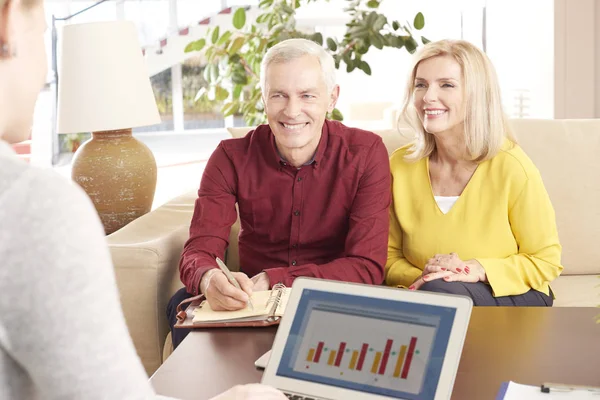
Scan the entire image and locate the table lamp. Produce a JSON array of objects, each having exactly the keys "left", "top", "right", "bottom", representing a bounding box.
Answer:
[{"left": 57, "top": 21, "right": 161, "bottom": 235}]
